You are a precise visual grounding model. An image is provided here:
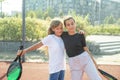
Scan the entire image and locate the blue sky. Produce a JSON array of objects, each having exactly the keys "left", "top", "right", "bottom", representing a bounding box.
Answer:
[{"left": 2, "top": 0, "right": 22, "bottom": 14}]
